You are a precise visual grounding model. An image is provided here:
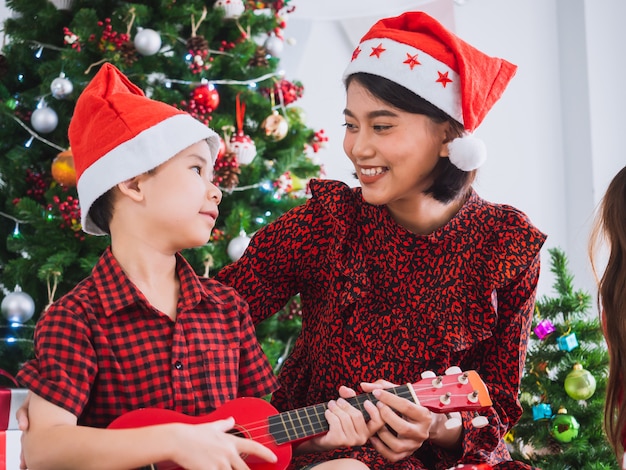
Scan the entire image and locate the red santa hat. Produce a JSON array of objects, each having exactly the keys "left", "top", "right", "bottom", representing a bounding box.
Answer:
[
  {"left": 343, "top": 11, "right": 517, "bottom": 171},
  {"left": 69, "top": 63, "right": 220, "bottom": 235}
]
